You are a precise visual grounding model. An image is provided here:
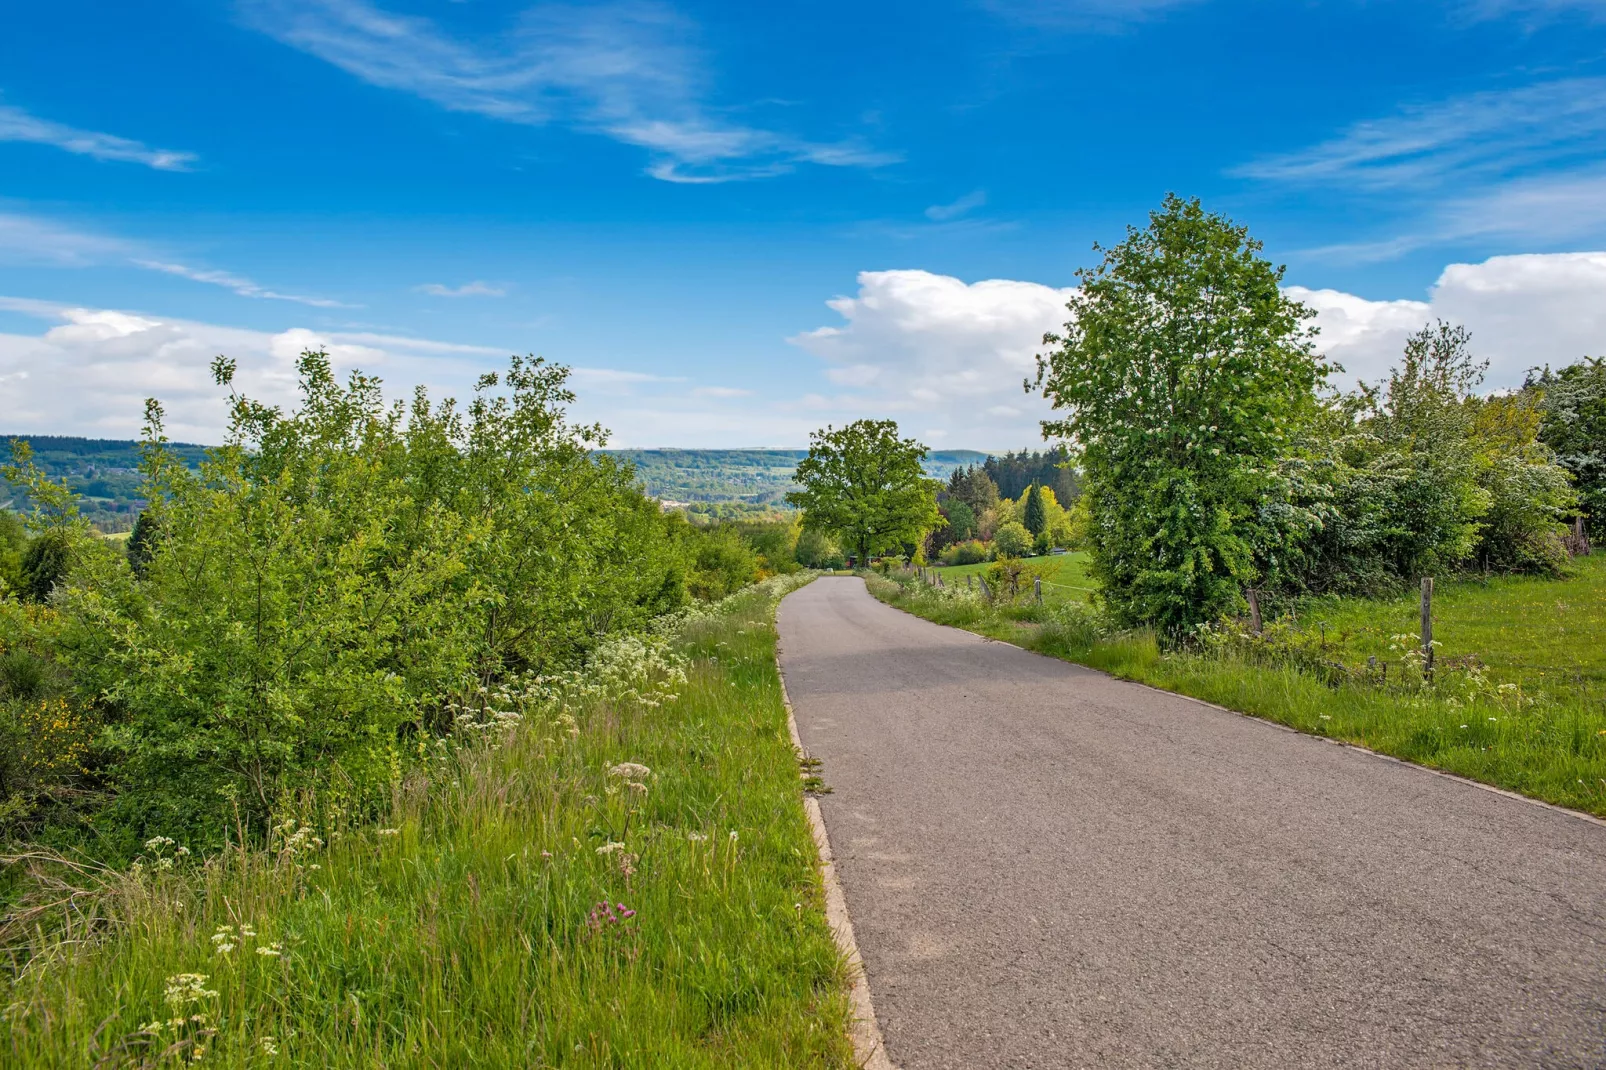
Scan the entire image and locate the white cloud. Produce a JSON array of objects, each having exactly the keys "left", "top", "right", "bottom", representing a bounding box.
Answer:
[
  {"left": 787, "top": 254, "right": 1606, "bottom": 448},
  {"left": 241, "top": 0, "right": 894, "bottom": 183},
  {"left": 925, "top": 190, "right": 987, "bottom": 222},
  {"left": 691, "top": 385, "right": 752, "bottom": 398},
  {"left": 0, "top": 210, "right": 346, "bottom": 307},
  {"left": 1295, "top": 252, "right": 1606, "bottom": 388},
  {"left": 1238, "top": 78, "right": 1606, "bottom": 257},
  {"left": 415, "top": 280, "right": 508, "bottom": 297},
  {"left": 0, "top": 103, "right": 197, "bottom": 171},
  {"left": 790, "top": 269, "right": 1075, "bottom": 448},
  {"left": 134, "top": 259, "right": 349, "bottom": 308}
]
